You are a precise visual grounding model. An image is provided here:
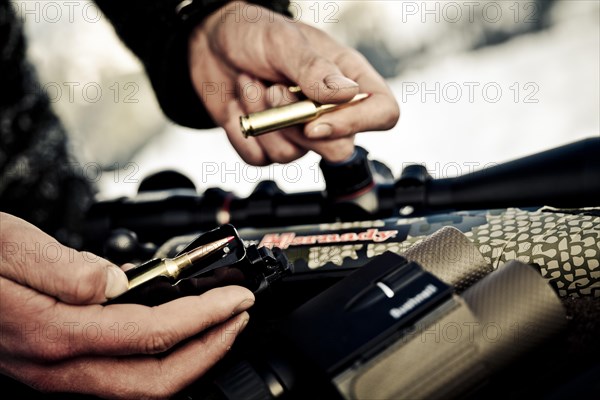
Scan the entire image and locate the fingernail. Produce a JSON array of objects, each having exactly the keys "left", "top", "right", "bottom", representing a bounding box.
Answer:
[
  {"left": 105, "top": 265, "right": 129, "bottom": 299},
  {"left": 324, "top": 74, "right": 358, "bottom": 90},
  {"left": 308, "top": 124, "right": 333, "bottom": 138},
  {"left": 239, "top": 316, "right": 250, "bottom": 332},
  {"left": 233, "top": 298, "right": 255, "bottom": 315}
]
